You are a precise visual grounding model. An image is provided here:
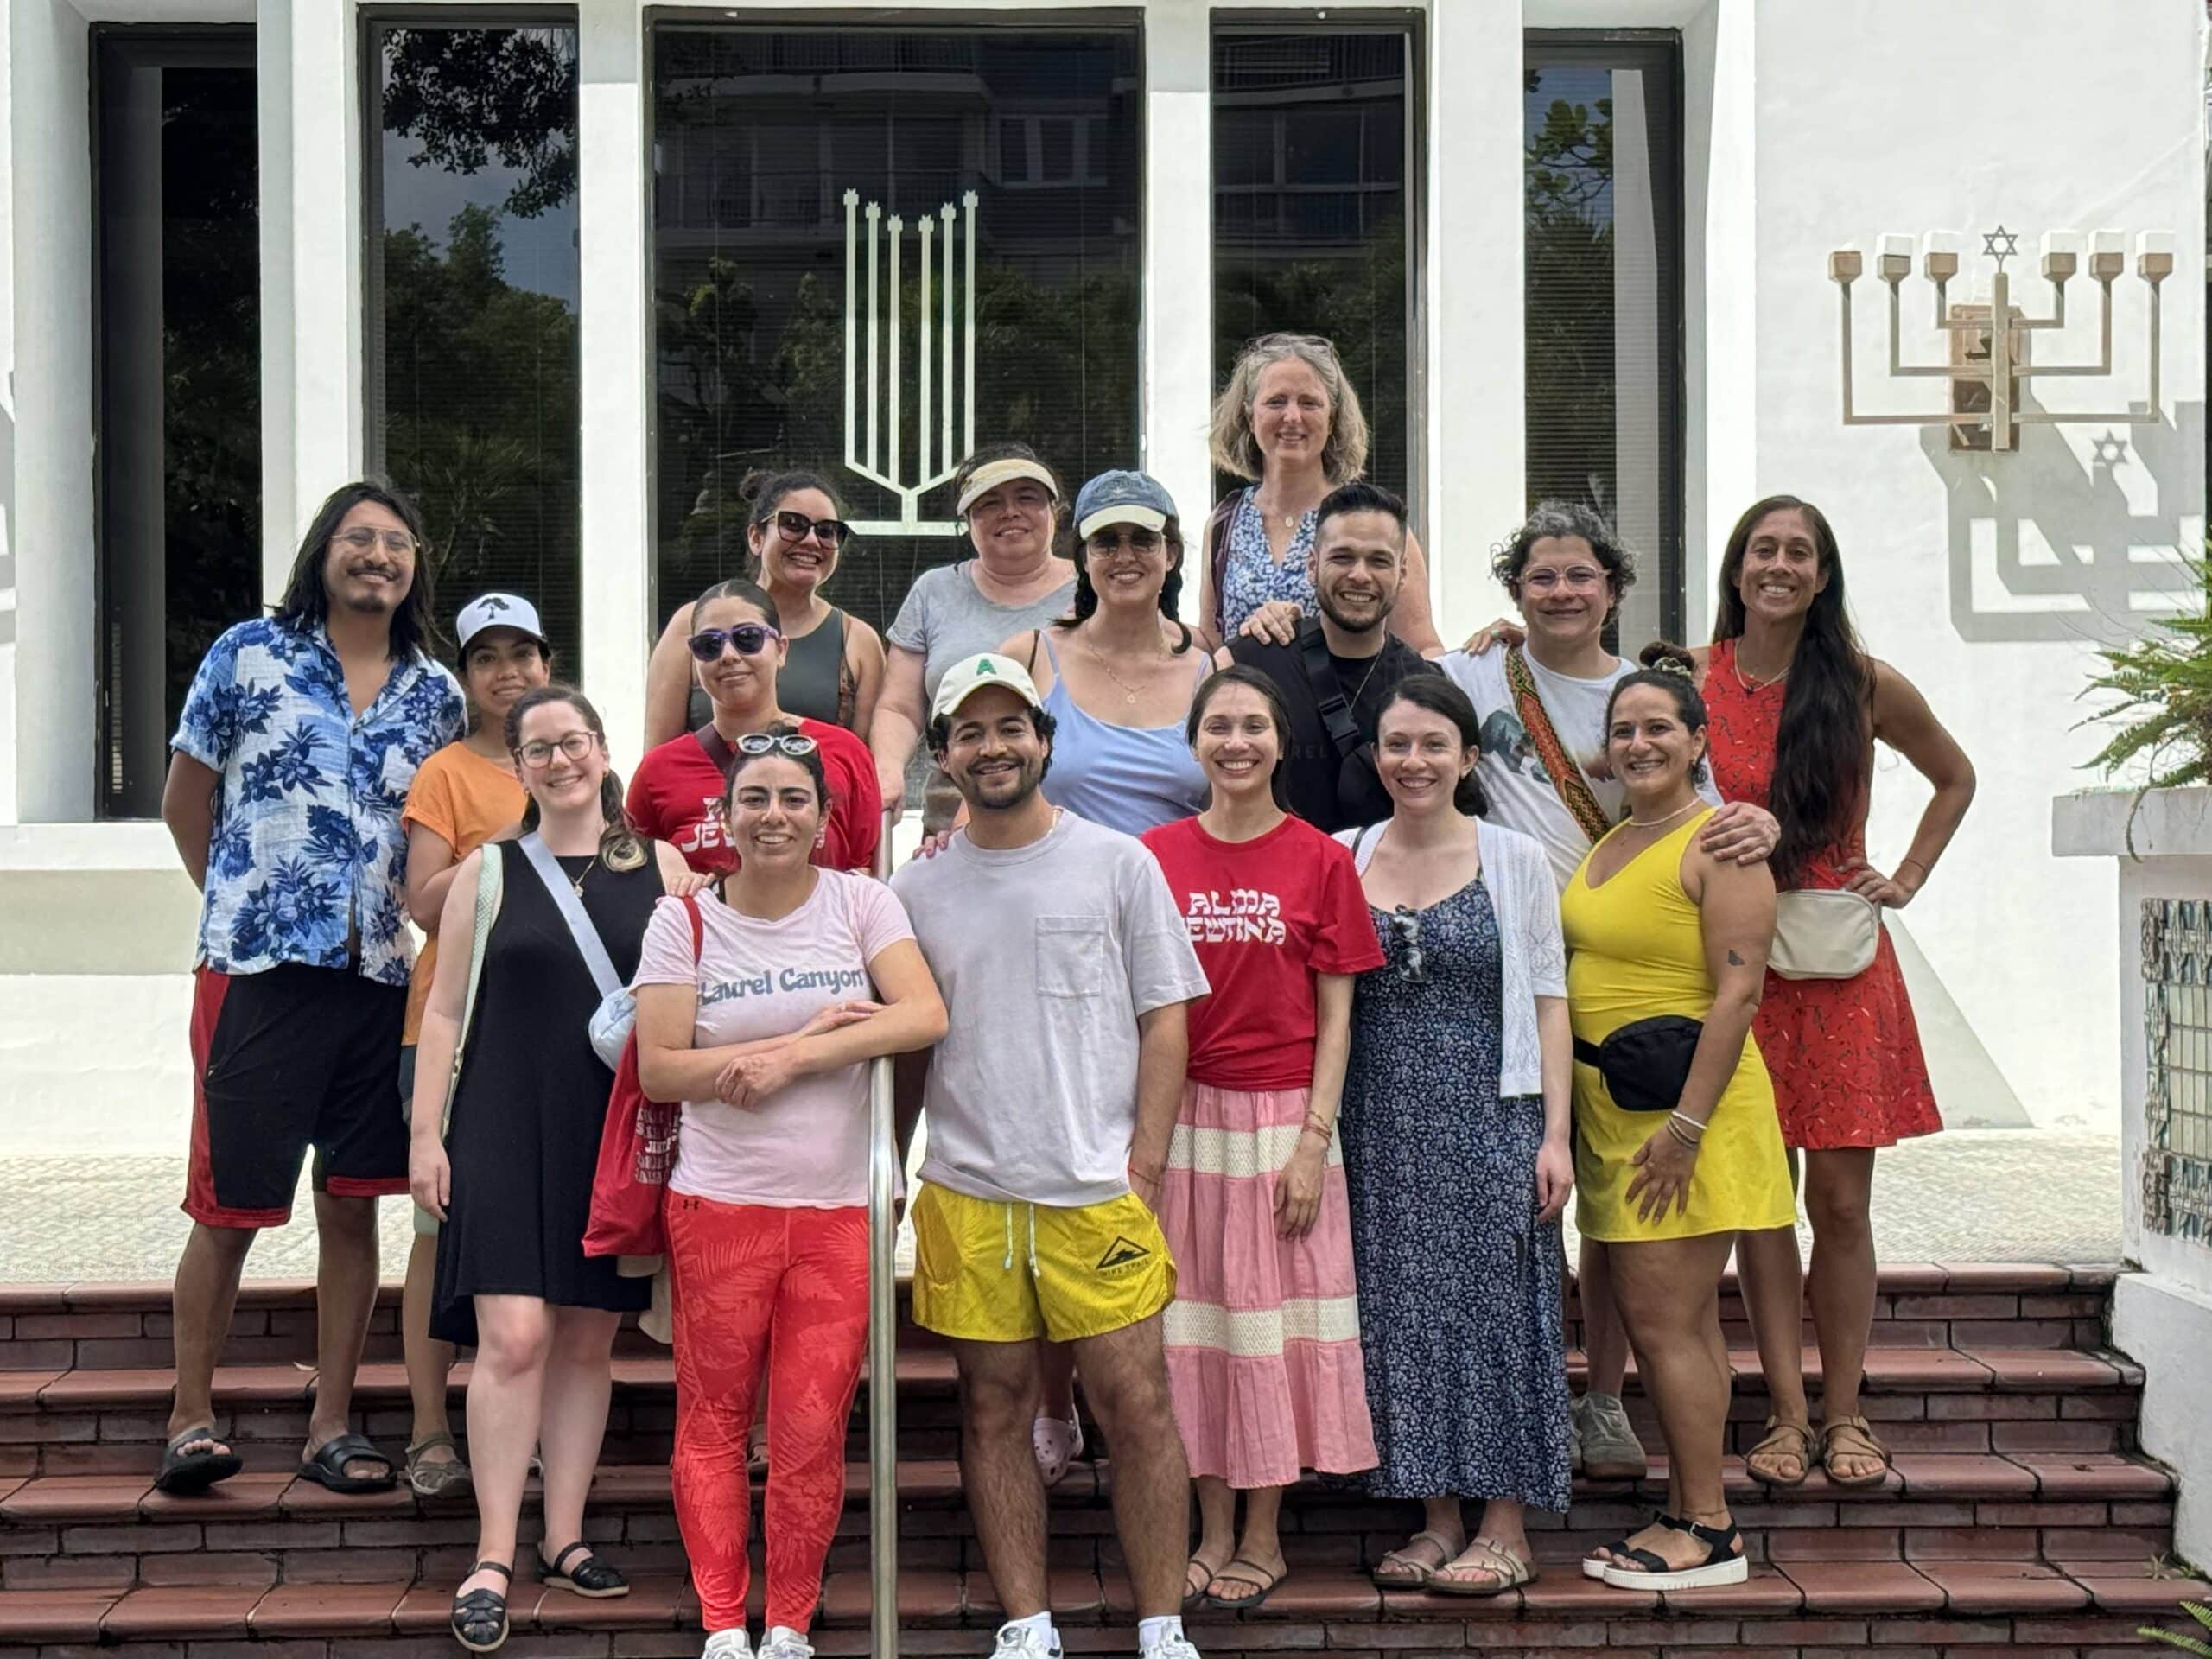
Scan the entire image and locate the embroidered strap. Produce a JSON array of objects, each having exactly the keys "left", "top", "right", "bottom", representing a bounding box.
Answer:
[{"left": 1503, "top": 645, "right": 1613, "bottom": 846}]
